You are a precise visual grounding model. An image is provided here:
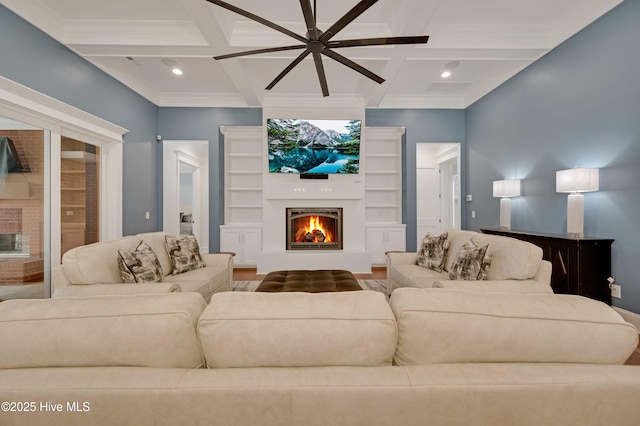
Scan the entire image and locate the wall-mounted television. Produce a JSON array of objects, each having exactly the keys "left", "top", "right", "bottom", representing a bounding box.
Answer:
[{"left": 267, "top": 119, "right": 361, "bottom": 174}]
